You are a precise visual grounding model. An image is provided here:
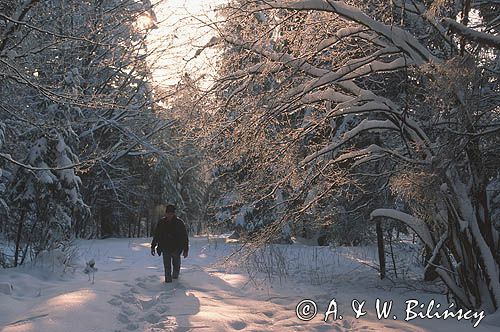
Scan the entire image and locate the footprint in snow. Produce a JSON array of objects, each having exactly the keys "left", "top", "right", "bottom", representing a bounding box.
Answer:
[
  {"left": 108, "top": 297, "right": 122, "bottom": 306},
  {"left": 229, "top": 320, "right": 247, "bottom": 330},
  {"left": 113, "top": 275, "right": 186, "bottom": 331},
  {"left": 139, "top": 297, "right": 158, "bottom": 310},
  {"left": 117, "top": 312, "right": 130, "bottom": 324},
  {"left": 156, "top": 305, "right": 169, "bottom": 314},
  {"left": 126, "top": 322, "right": 139, "bottom": 330},
  {"left": 262, "top": 311, "right": 274, "bottom": 318},
  {"left": 121, "top": 305, "right": 135, "bottom": 316},
  {"left": 120, "top": 293, "right": 139, "bottom": 305},
  {"left": 143, "top": 312, "right": 161, "bottom": 324},
  {"left": 136, "top": 282, "right": 147, "bottom": 289}
]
